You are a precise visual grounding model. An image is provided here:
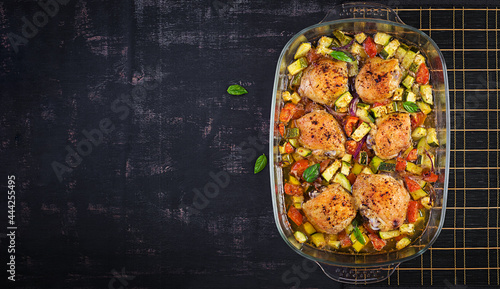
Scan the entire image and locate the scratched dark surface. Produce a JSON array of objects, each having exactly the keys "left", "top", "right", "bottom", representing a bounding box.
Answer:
[{"left": 0, "top": 0, "right": 499, "bottom": 288}]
